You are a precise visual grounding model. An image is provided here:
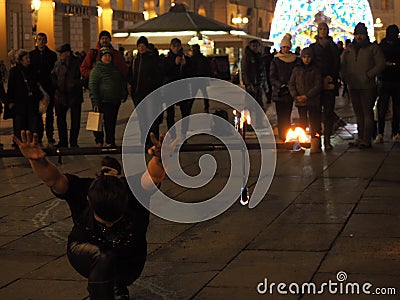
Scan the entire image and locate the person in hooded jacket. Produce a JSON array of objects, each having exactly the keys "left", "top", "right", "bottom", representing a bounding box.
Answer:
[
  {"left": 269, "top": 33, "right": 299, "bottom": 141},
  {"left": 289, "top": 47, "right": 323, "bottom": 153},
  {"left": 341, "top": 22, "right": 385, "bottom": 149},
  {"left": 89, "top": 47, "right": 128, "bottom": 147}
]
